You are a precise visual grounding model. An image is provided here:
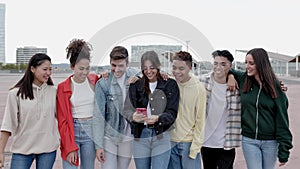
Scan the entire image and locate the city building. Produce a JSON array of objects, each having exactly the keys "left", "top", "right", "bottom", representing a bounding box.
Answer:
[
  {"left": 0, "top": 3, "right": 5, "bottom": 64},
  {"left": 16, "top": 46, "right": 47, "bottom": 65},
  {"left": 130, "top": 45, "right": 182, "bottom": 73}
]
